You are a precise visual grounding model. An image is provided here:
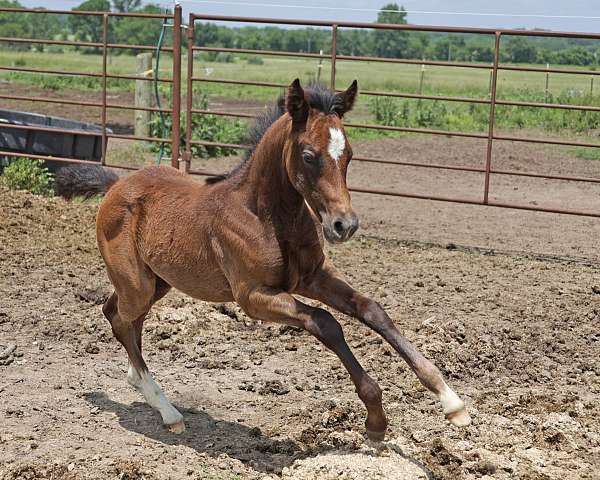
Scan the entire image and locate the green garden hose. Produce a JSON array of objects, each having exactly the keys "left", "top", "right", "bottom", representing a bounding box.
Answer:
[{"left": 153, "top": 11, "right": 169, "bottom": 164}]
